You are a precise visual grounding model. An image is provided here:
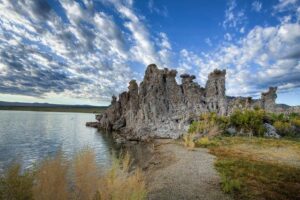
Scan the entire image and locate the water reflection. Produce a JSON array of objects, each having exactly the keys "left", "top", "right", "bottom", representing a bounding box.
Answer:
[{"left": 0, "top": 111, "right": 117, "bottom": 173}]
